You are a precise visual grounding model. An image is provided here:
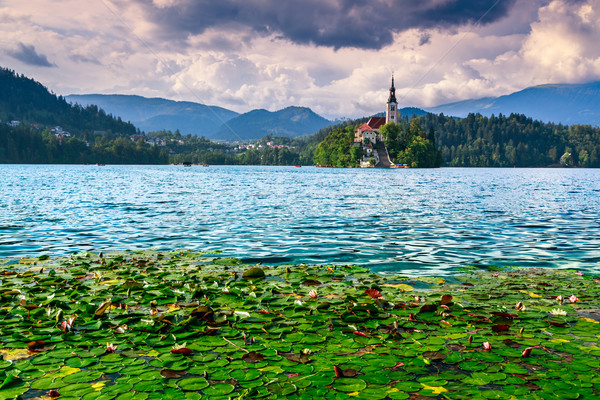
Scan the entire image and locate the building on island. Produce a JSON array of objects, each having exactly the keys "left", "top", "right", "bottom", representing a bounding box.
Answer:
[
  {"left": 353, "top": 76, "right": 397, "bottom": 168},
  {"left": 386, "top": 75, "right": 399, "bottom": 124}
]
